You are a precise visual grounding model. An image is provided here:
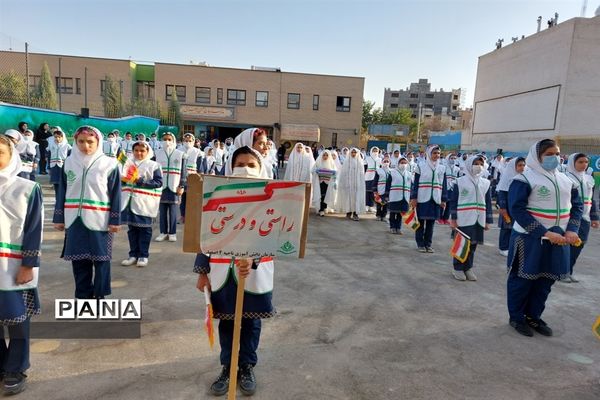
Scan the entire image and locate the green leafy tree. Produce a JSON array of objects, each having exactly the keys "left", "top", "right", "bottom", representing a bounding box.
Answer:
[
  {"left": 32, "top": 62, "right": 58, "bottom": 110},
  {"left": 102, "top": 74, "right": 122, "bottom": 118},
  {"left": 0, "top": 70, "right": 27, "bottom": 105},
  {"left": 164, "top": 93, "right": 182, "bottom": 130}
]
